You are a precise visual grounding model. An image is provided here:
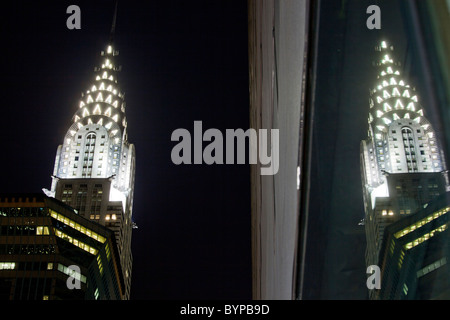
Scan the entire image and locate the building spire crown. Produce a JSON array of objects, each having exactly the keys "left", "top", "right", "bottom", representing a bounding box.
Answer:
[
  {"left": 368, "top": 41, "right": 431, "bottom": 143},
  {"left": 361, "top": 40, "right": 444, "bottom": 196}
]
